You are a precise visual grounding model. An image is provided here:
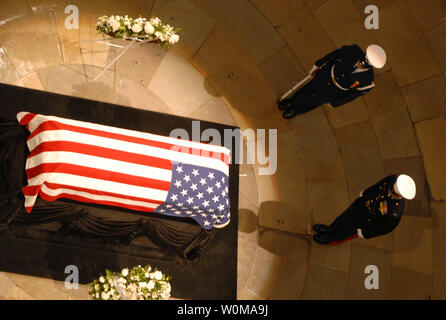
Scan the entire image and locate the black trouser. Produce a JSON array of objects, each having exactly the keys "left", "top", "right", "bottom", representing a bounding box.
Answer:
[
  {"left": 287, "top": 66, "right": 331, "bottom": 115},
  {"left": 324, "top": 199, "right": 363, "bottom": 244}
]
